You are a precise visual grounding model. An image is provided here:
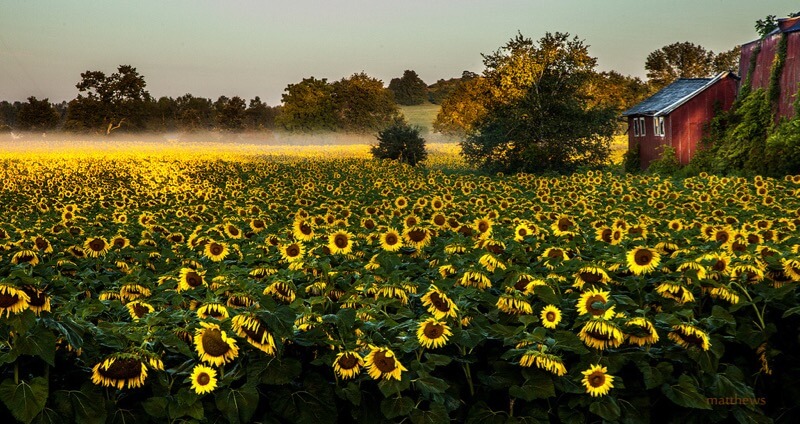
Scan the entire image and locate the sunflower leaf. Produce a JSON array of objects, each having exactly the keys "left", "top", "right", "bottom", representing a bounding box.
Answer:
[
  {"left": 661, "top": 375, "right": 712, "bottom": 410},
  {"left": 380, "top": 396, "right": 414, "bottom": 419},
  {"left": 215, "top": 384, "right": 259, "bottom": 424},
  {"left": 589, "top": 396, "right": 621, "bottom": 420},
  {"left": 533, "top": 285, "right": 559, "bottom": 304},
  {"left": 0, "top": 377, "right": 49, "bottom": 424},
  {"left": 410, "top": 402, "right": 450, "bottom": 424},
  {"left": 14, "top": 325, "right": 56, "bottom": 366}
]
